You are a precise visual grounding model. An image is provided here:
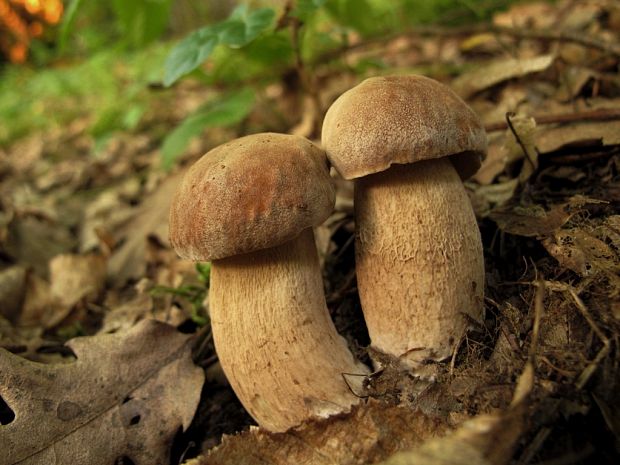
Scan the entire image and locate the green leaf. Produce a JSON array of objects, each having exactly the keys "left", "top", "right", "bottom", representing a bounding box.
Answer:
[
  {"left": 160, "top": 88, "right": 255, "bottom": 169},
  {"left": 196, "top": 262, "right": 211, "bottom": 285},
  {"left": 163, "top": 6, "right": 275, "bottom": 86},
  {"left": 292, "top": 0, "right": 327, "bottom": 20},
  {"left": 57, "top": 0, "right": 83, "bottom": 55},
  {"left": 163, "top": 27, "right": 218, "bottom": 87},
  {"left": 111, "top": 0, "right": 172, "bottom": 48},
  {"left": 215, "top": 6, "right": 275, "bottom": 48}
]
